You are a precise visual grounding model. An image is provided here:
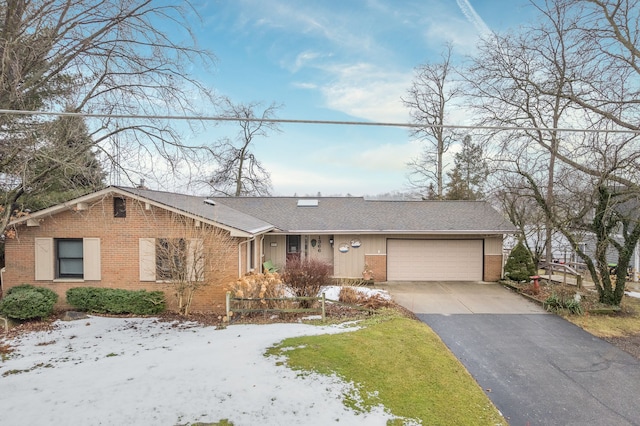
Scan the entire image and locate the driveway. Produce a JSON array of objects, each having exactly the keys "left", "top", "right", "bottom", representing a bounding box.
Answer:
[{"left": 378, "top": 282, "right": 640, "bottom": 425}]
